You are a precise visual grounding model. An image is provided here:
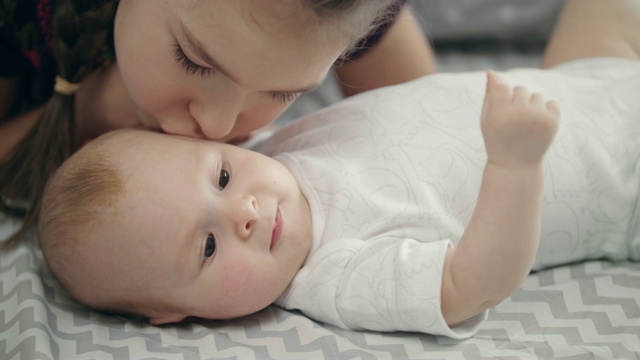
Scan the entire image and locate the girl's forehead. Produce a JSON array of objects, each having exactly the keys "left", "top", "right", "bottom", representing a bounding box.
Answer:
[
  {"left": 180, "top": 0, "right": 304, "bottom": 27},
  {"left": 177, "top": 0, "right": 349, "bottom": 45},
  {"left": 188, "top": 3, "right": 344, "bottom": 84}
]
